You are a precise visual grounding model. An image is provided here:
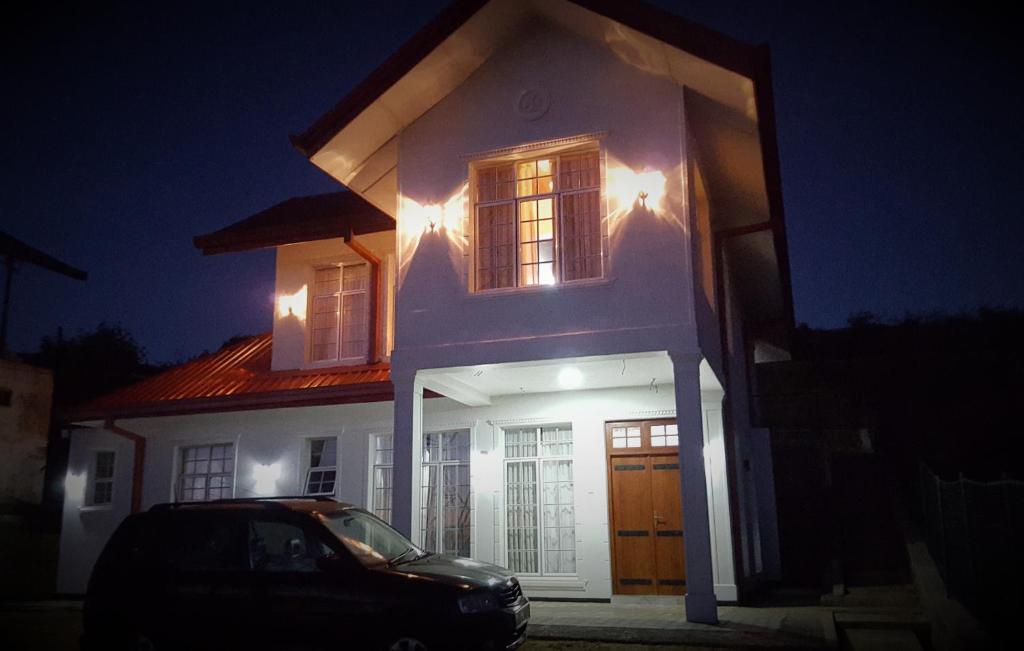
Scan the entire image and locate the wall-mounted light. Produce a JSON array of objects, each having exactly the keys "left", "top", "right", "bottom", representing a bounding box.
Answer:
[
  {"left": 65, "top": 471, "right": 86, "bottom": 504},
  {"left": 253, "top": 463, "right": 281, "bottom": 496},
  {"left": 638, "top": 190, "right": 649, "bottom": 208},
  {"left": 276, "top": 285, "right": 308, "bottom": 322},
  {"left": 557, "top": 366, "right": 584, "bottom": 390}
]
